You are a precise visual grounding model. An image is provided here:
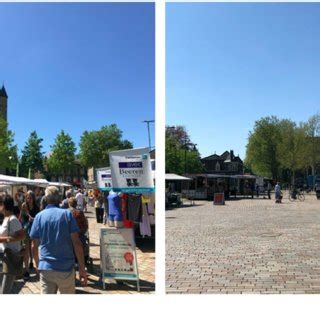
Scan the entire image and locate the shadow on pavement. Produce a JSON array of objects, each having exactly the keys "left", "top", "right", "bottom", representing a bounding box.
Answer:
[
  {"left": 227, "top": 197, "right": 273, "bottom": 201},
  {"left": 75, "top": 274, "right": 155, "bottom": 293},
  {"left": 166, "top": 203, "right": 204, "bottom": 211},
  {"left": 135, "top": 237, "right": 155, "bottom": 253}
]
